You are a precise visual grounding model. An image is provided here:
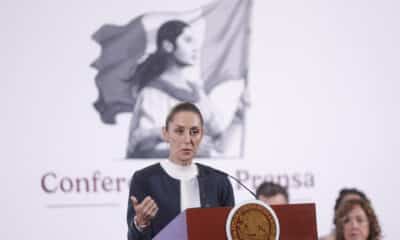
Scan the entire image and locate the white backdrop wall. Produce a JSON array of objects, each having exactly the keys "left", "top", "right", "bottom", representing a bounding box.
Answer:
[{"left": 1, "top": 0, "right": 399, "bottom": 239}]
